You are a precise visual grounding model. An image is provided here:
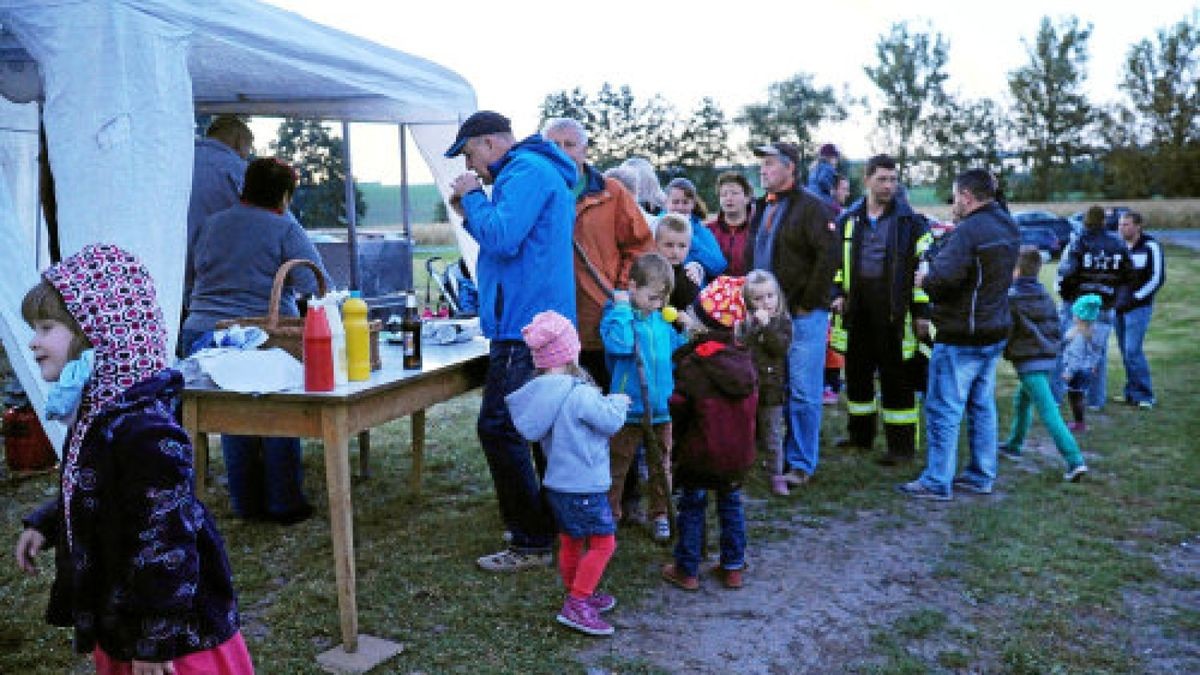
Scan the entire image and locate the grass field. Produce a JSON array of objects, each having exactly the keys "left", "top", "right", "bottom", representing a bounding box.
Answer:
[{"left": 1, "top": 247, "right": 1196, "bottom": 673}]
